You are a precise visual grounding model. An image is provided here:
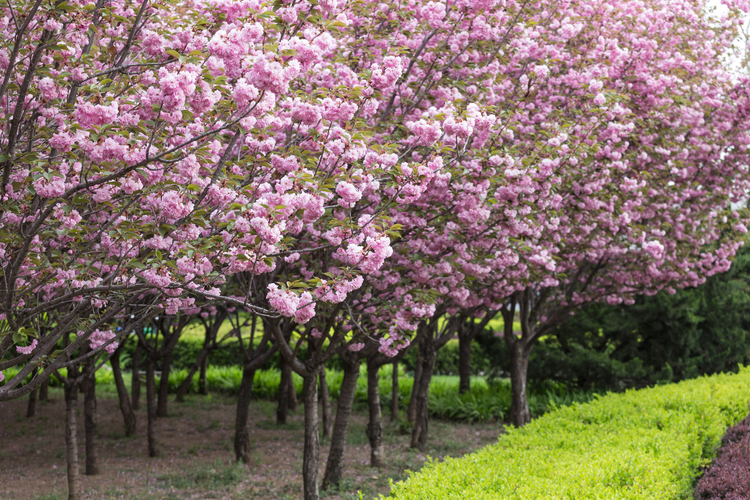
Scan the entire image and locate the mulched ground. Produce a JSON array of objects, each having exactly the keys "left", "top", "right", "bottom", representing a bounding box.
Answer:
[
  {"left": 694, "top": 414, "right": 750, "bottom": 499},
  {"left": 0, "top": 387, "right": 501, "bottom": 499}
]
